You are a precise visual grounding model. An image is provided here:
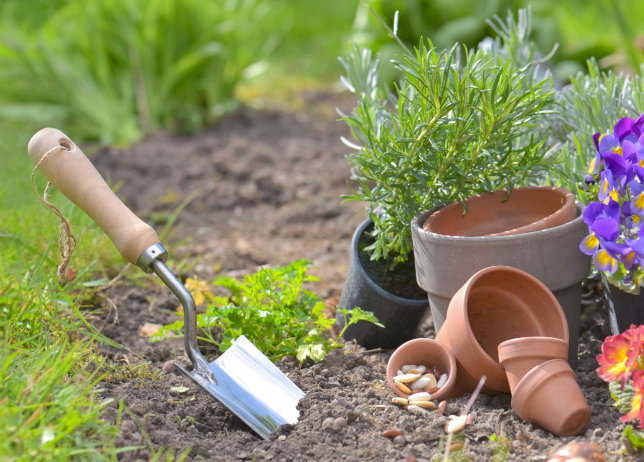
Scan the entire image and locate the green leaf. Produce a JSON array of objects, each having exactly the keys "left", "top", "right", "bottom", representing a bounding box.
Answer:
[
  {"left": 624, "top": 425, "right": 644, "bottom": 450},
  {"left": 170, "top": 385, "right": 190, "bottom": 394},
  {"left": 611, "top": 380, "right": 635, "bottom": 413}
]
